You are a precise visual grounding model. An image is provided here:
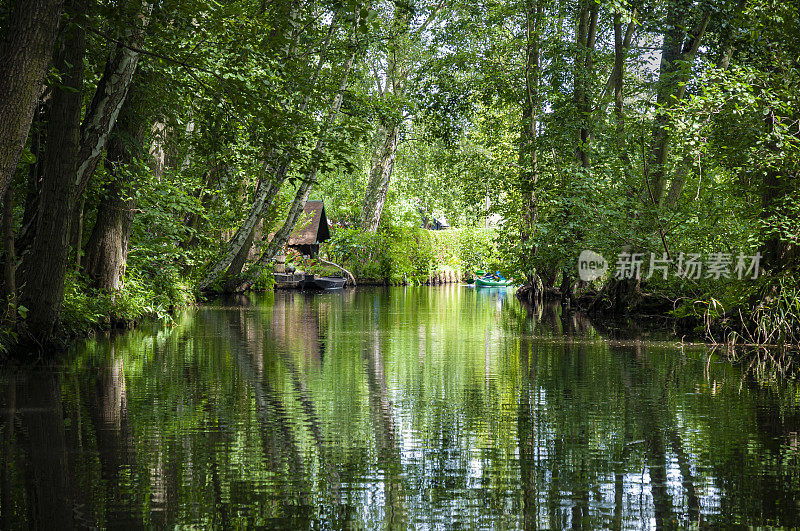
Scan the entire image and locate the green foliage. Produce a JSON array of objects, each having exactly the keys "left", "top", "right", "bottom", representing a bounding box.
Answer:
[
  {"left": 60, "top": 270, "right": 194, "bottom": 336},
  {"left": 250, "top": 264, "right": 275, "bottom": 292},
  {"left": 326, "top": 226, "right": 497, "bottom": 284}
]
